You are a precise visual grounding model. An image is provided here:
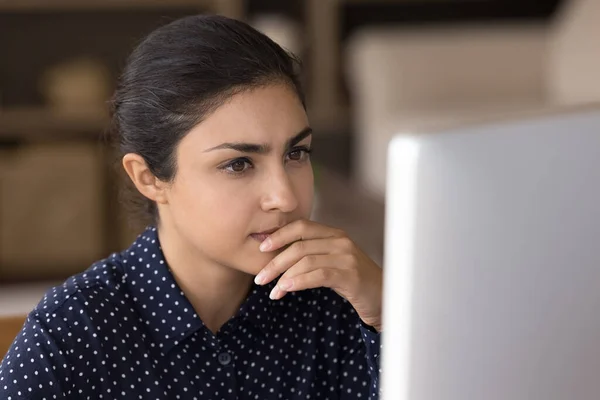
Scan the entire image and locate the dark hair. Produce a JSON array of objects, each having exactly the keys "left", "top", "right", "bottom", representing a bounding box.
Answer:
[{"left": 109, "top": 14, "right": 305, "bottom": 226}]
